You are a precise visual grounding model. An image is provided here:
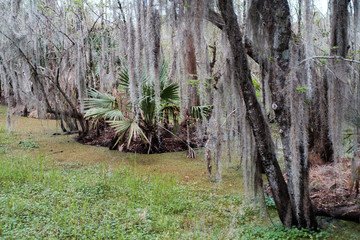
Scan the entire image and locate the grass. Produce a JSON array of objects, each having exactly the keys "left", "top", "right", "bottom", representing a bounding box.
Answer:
[
  {"left": 0, "top": 151, "right": 332, "bottom": 239},
  {"left": 0, "top": 152, "right": 236, "bottom": 239},
  {"left": 0, "top": 111, "right": 357, "bottom": 239},
  {"left": 0, "top": 131, "right": 331, "bottom": 240}
]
